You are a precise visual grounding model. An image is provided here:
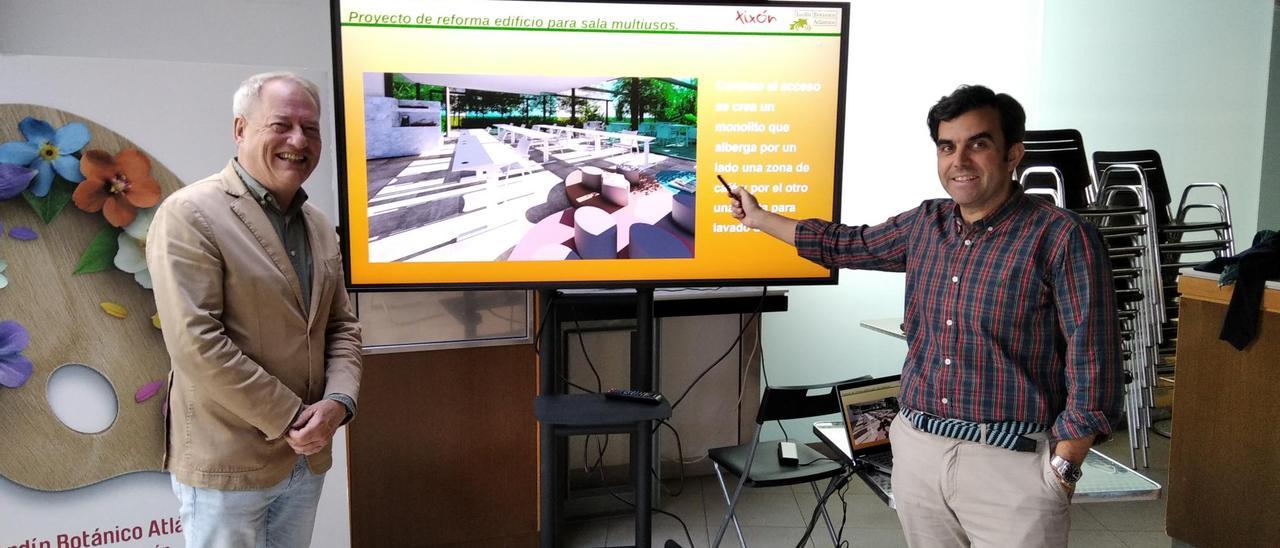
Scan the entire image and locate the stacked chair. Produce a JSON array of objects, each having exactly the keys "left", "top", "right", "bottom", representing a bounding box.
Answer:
[
  {"left": 1015, "top": 132, "right": 1236, "bottom": 468},
  {"left": 1091, "top": 151, "right": 1236, "bottom": 372},
  {"left": 1018, "top": 129, "right": 1093, "bottom": 209}
]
